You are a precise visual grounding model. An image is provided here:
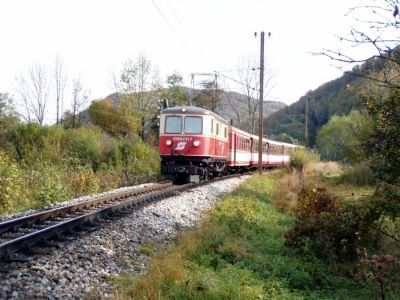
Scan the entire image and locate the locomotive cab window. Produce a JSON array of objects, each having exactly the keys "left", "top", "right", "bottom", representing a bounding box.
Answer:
[
  {"left": 165, "top": 116, "right": 182, "bottom": 133},
  {"left": 184, "top": 116, "right": 202, "bottom": 134}
]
